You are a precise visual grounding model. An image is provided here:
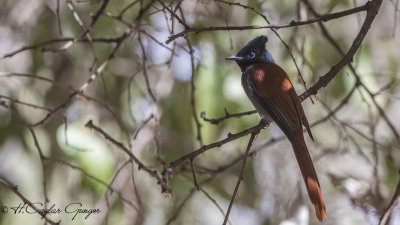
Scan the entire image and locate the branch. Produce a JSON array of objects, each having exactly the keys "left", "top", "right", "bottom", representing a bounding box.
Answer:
[
  {"left": 222, "top": 131, "right": 258, "bottom": 225},
  {"left": 168, "top": 120, "right": 267, "bottom": 169},
  {"left": 85, "top": 120, "right": 172, "bottom": 194},
  {"left": 165, "top": 2, "right": 370, "bottom": 44},
  {"left": 31, "top": 30, "right": 128, "bottom": 127},
  {"left": 184, "top": 33, "right": 203, "bottom": 146},
  {"left": 0, "top": 95, "right": 52, "bottom": 112},
  {"left": 0, "top": 101, "right": 51, "bottom": 210},
  {"left": 0, "top": 178, "right": 60, "bottom": 225},
  {"left": 299, "top": 0, "right": 399, "bottom": 142},
  {"left": 138, "top": 34, "right": 157, "bottom": 102},
  {"left": 51, "top": 0, "right": 110, "bottom": 52},
  {"left": 299, "top": 0, "right": 381, "bottom": 100},
  {"left": 200, "top": 109, "right": 256, "bottom": 125},
  {"left": 53, "top": 158, "right": 138, "bottom": 210},
  {"left": 379, "top": 171, "right": 400, "bottom": 225},
  {"left": 1, "top": 37, "right": 120, "bottom": 58}
]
